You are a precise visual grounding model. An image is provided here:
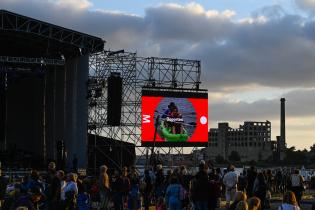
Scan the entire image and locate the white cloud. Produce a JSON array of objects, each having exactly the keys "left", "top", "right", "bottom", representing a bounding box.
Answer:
[
  {"left": 296, "top": 0, "right": 315, "bottom": 14},
  {"left": 54, "top": 0, "right": 93, "bottom": 10}
]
